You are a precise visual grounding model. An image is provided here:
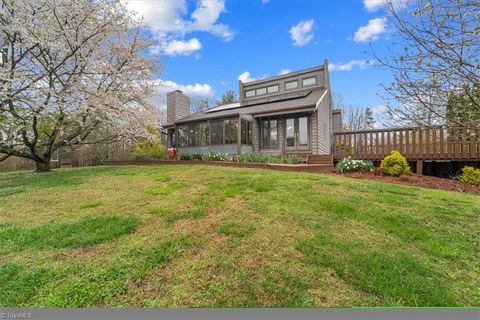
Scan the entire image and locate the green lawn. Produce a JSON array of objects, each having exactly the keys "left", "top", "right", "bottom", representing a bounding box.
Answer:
[{"left": 0, "top": 165, "right": 479, "bottom": 307}]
